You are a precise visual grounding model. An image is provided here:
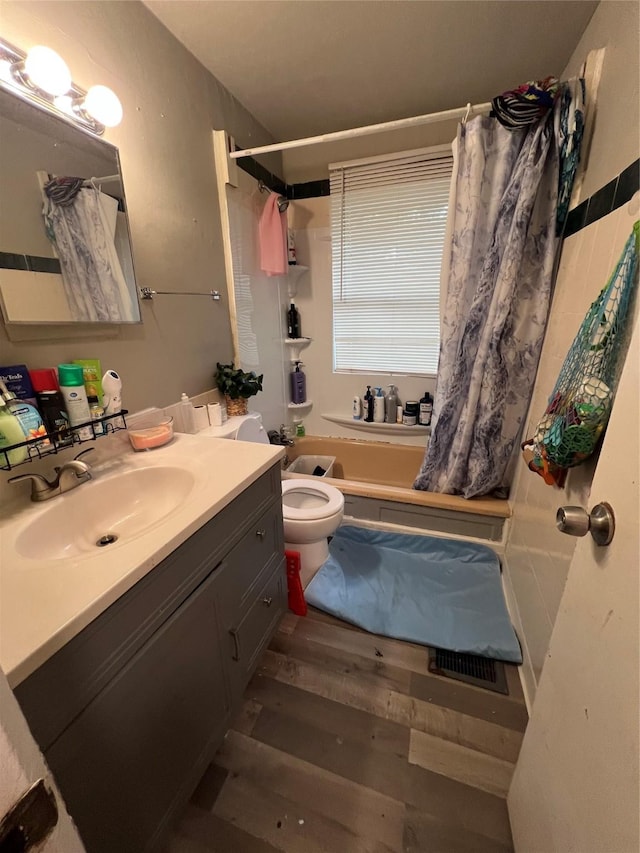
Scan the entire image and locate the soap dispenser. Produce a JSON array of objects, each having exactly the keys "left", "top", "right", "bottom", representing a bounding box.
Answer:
[
  {"left": 290, "top": 361, "right": 306, "bottom": 404},
  {"left": 363, "top": 386, "right": 374, "bottom": 422}
]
